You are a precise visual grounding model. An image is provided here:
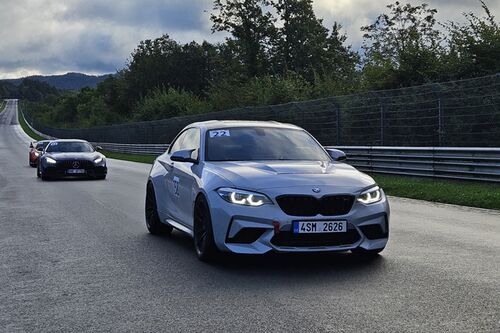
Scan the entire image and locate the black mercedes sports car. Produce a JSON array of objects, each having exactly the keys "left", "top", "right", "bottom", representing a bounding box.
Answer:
[{"left": 37, "top": 139, "right": 107, "bottom": 180}]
